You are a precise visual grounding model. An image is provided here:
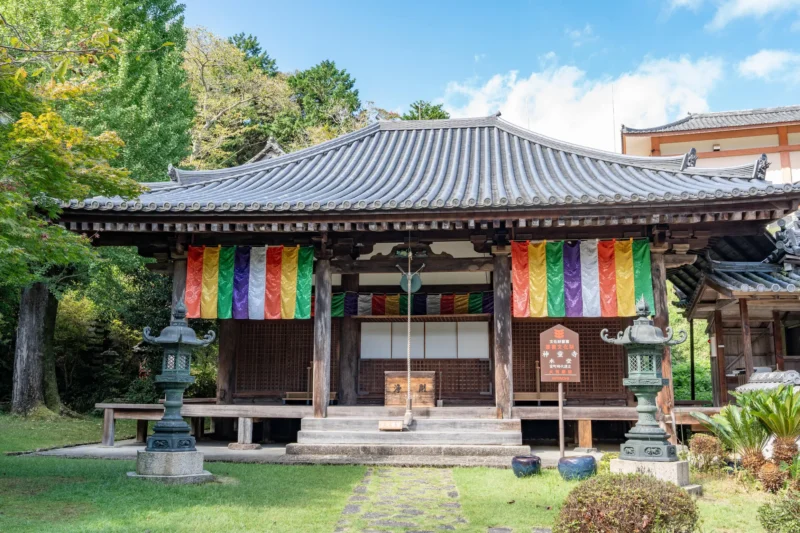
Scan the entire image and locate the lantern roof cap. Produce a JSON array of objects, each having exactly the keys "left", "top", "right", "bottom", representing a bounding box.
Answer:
[
  {"left": 142, "top": 302, "right": 216, "bottom": 347},
  {"left": 601, "top": 298, "right": 687, "bottom": 346}
]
